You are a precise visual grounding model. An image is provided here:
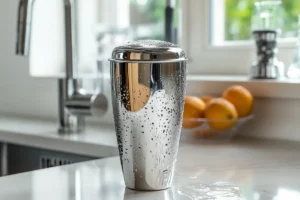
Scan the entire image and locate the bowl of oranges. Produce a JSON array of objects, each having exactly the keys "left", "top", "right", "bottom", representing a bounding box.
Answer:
[{"left": 182, "top": 85, "right": 254, "bottom": 140}]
